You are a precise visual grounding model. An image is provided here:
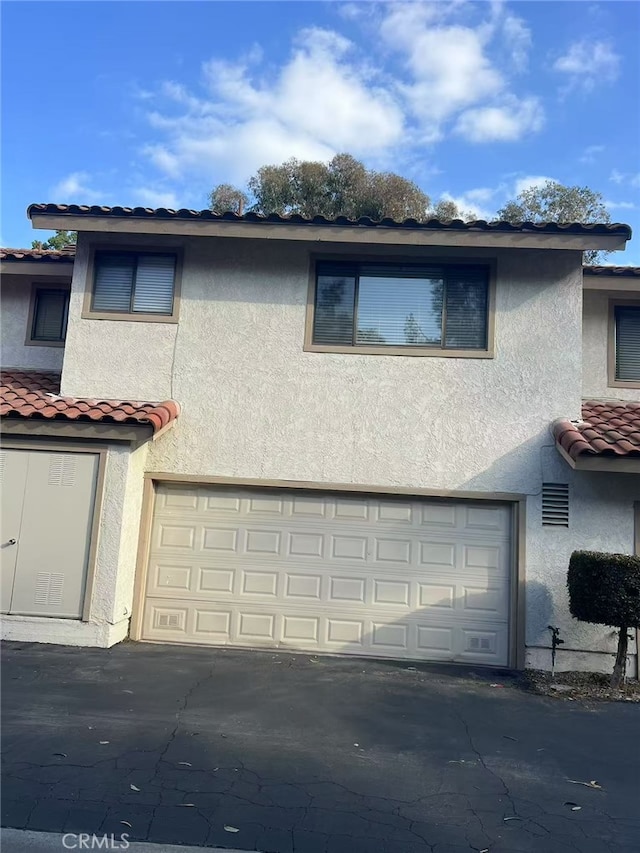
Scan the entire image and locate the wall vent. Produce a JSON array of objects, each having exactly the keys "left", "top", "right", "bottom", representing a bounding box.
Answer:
[
  {"left": 34, "top": 572, "right": 65, "bottom": 606},
  {"left": 48, "top": 455, "right": 77, "bottom": 487},
  {"left": 0, "top": 451, "right": 5, "bottom": 483},
  {"left": 542, "top": 483, "right": 569, "bottom": 527},
  {"left": 155, "top": 611, "right": 184, "bottom": 630}
]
